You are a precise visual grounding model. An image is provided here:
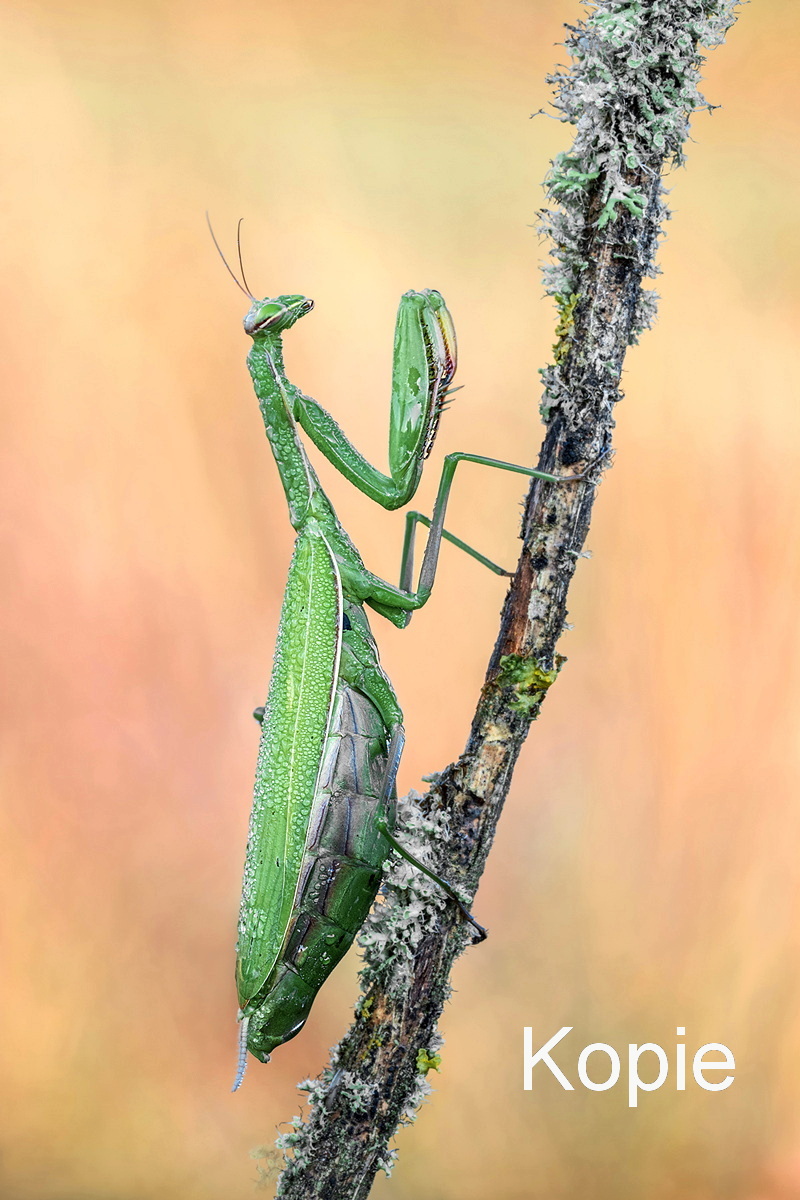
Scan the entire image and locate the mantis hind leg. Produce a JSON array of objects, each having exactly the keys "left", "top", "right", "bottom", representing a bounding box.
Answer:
[
  {"left": 374, "top": 726, "right": 486, "bottom": 943},
  {"left": 374, "top": 813, "right": 487, "bottom": 944}
]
